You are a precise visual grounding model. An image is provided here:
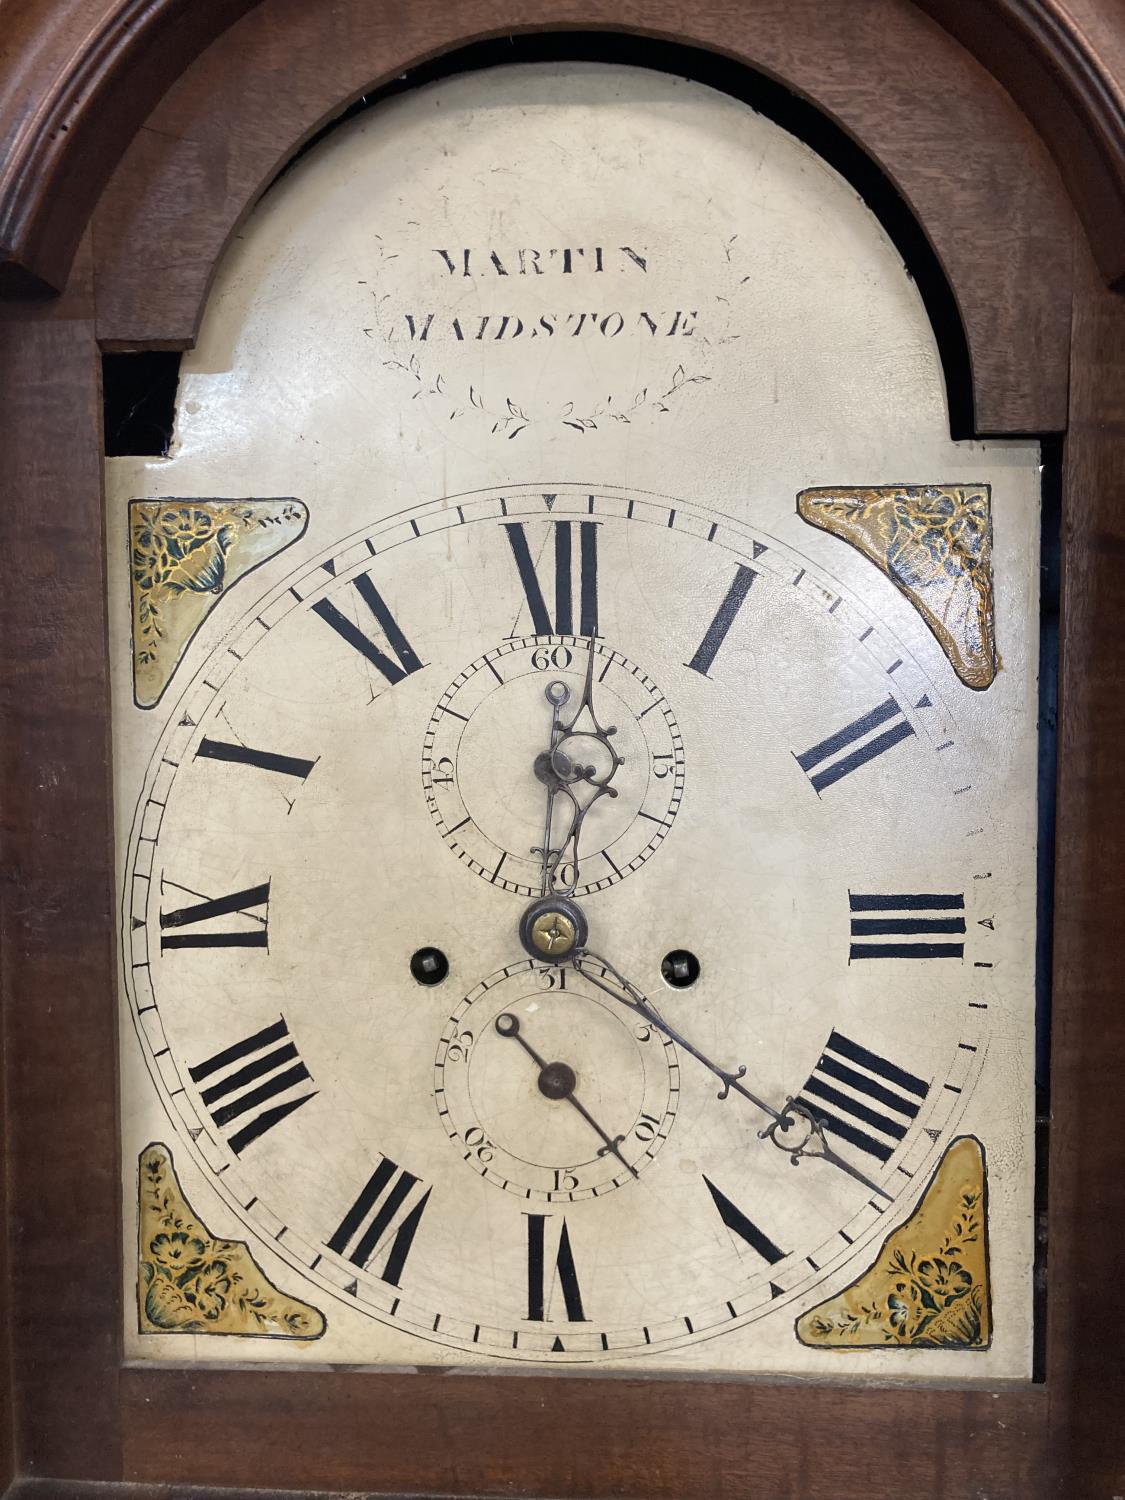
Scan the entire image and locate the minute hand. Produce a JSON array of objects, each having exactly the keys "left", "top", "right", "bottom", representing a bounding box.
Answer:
[{"left": 572, "top": 949, "right": 892, "bottom": 1202}]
